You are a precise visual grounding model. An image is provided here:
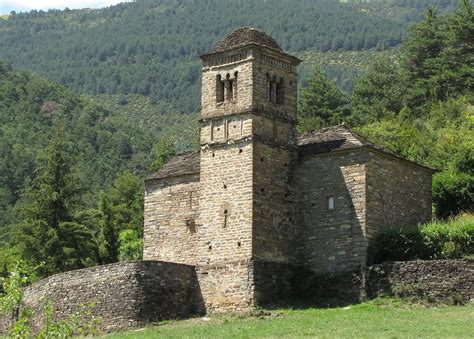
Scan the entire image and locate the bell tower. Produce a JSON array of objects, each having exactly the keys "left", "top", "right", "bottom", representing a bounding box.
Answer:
[{"left": 197, "top": 27, "right": 301, "bottom": 311}]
